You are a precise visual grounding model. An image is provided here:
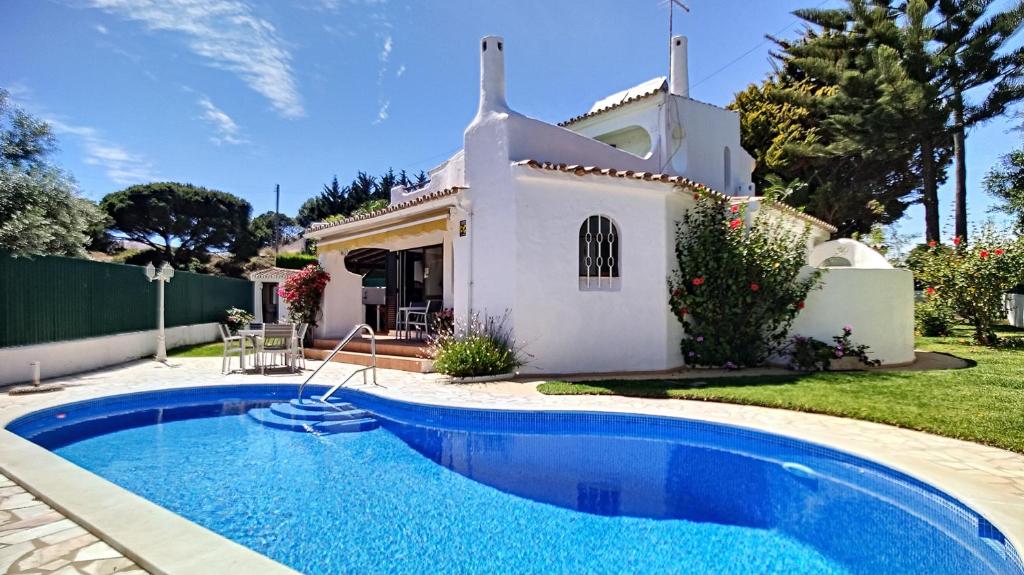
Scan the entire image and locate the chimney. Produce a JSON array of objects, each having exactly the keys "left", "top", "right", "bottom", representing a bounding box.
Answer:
[
  {"left": 477, "top": 35, "right": 508, "bottom": 115},
  {"left": 669, "top": 35, "right": 689, "bottom": 98}
]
